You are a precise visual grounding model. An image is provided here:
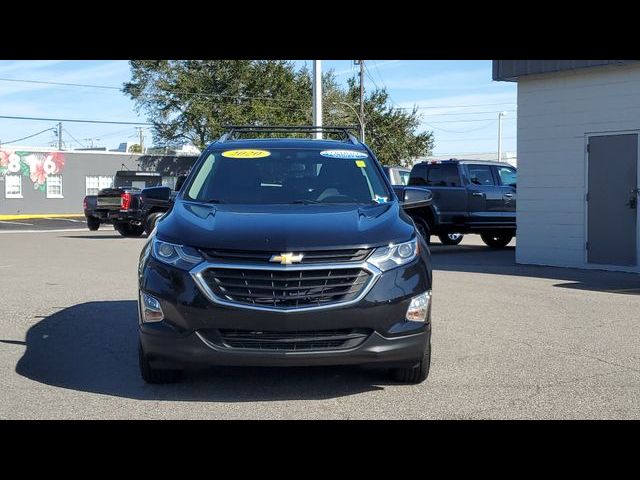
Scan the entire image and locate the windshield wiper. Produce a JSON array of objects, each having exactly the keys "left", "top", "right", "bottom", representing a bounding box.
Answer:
[
  {"left": 203, "top": 198, "right": 225, "bottom": 204},
  {"left": 289, "top": 199, "right": 321, "bottom": 204}
]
